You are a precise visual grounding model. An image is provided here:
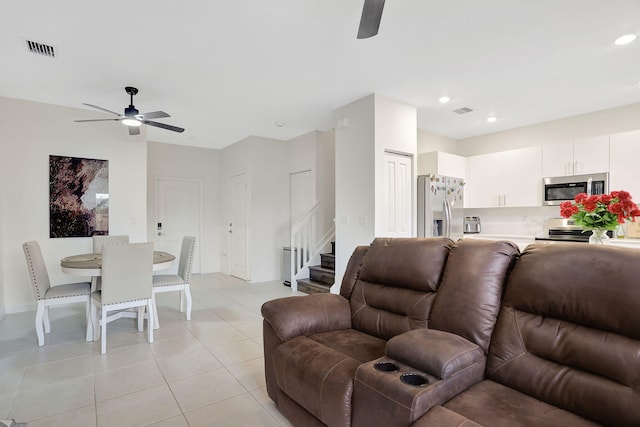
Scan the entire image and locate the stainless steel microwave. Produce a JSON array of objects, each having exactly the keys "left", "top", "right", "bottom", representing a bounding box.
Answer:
[{"left": 542, "top": 172, "right": 609, "bottom": 206}]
